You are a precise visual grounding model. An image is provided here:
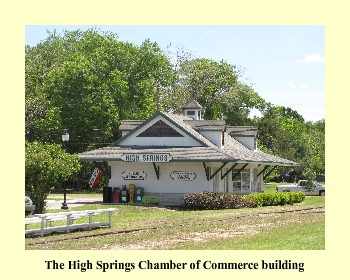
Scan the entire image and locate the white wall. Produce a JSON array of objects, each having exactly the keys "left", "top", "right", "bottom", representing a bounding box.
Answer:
[
  {"left": 198, "top": 131, "right": 222, "bottom": 147},
  {"left": 122, "top": 131, "right": 131, "bottom": 137},
  {"left": 185, "top": 110, "right": 201, "bottom": 120},
  {"left": 108, "top": 161, "right": 211, "bottom": 193},
  {"left": 233, "top": 136, "right": 256, "bottom": 150},
  {"left": 108, "top": 161, "right": 266, "bottom": 197}
]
